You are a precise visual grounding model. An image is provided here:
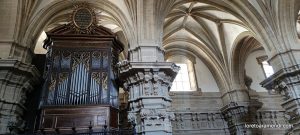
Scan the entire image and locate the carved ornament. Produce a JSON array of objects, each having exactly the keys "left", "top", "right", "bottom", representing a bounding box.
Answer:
[{"left": 70, "top": 3, "right": 97, "bottom": 34}]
